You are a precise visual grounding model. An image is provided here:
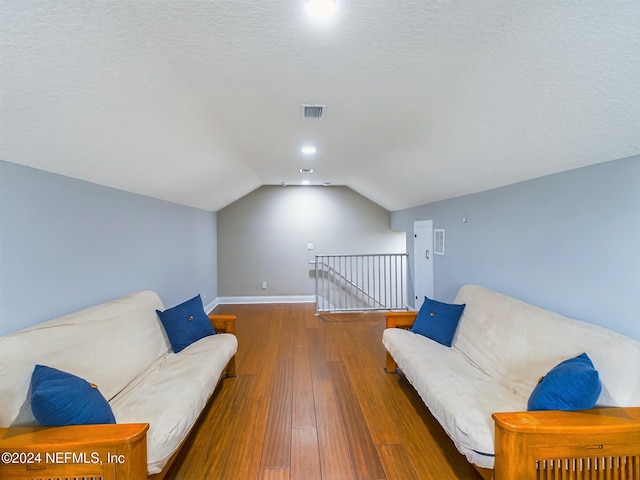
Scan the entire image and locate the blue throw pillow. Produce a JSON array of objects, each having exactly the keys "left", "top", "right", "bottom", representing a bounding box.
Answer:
[
  {"left": 410, "top": 296, "right": 466, "bottom": 347},
  {"left": 527, "top": 353, "right": 602, "bottom": 411},
  {"left": 30, "top": 365, "right": 116, "bottom": 426},
  {"left": 156, "top": 294, "right": 215, "bottom": 353}
]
